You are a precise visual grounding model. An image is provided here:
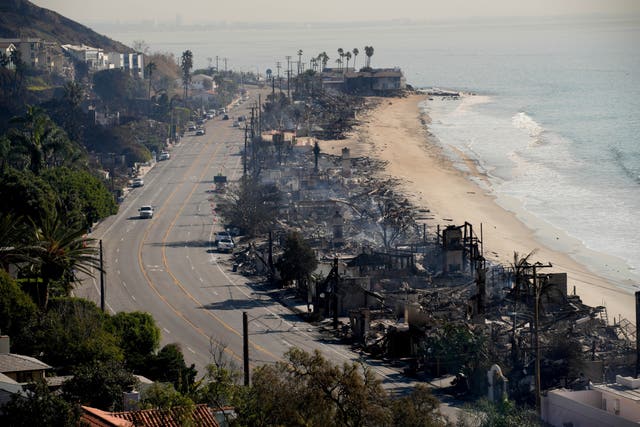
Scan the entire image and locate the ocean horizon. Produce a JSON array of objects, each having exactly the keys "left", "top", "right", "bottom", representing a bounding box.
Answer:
[{"left": 97, "top": 15, "right": 640, "bottom": 295}]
